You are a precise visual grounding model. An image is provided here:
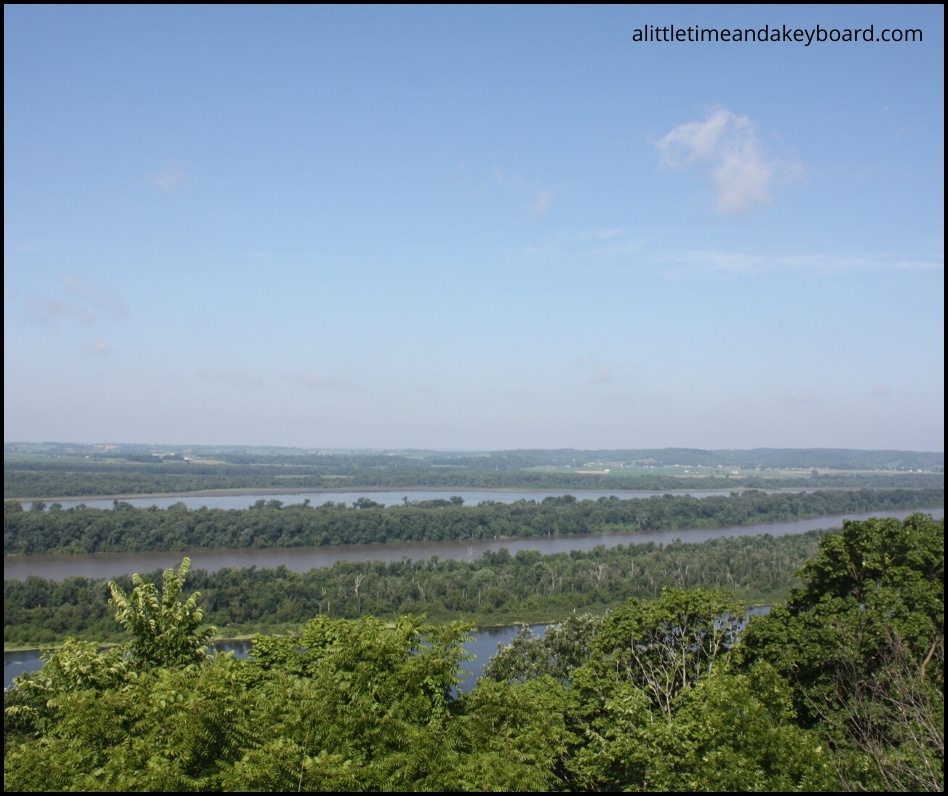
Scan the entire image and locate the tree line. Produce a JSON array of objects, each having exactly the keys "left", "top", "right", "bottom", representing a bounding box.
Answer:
[
  {"left": 8, "top": 443, "right": 943, "bottom": 470},
  {"left": 5, "top": 456, "right": 942, "bottom": 499},
  {"left": 4, "top": 487, "right": 943, "bottom": 554}
]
